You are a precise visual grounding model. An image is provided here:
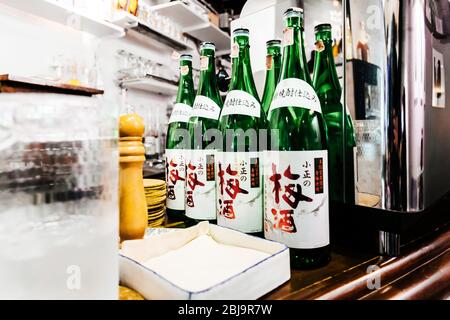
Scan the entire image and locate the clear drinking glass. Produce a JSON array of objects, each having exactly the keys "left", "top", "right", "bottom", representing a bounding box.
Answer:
[{"left": 0, "top": 93, "right": 119, "bottom": 299}]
